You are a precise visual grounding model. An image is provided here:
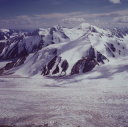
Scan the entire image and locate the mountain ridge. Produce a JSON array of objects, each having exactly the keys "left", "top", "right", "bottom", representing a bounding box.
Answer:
[{"left": 0, "top": 22, "right": 128, "bottom": 77}]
